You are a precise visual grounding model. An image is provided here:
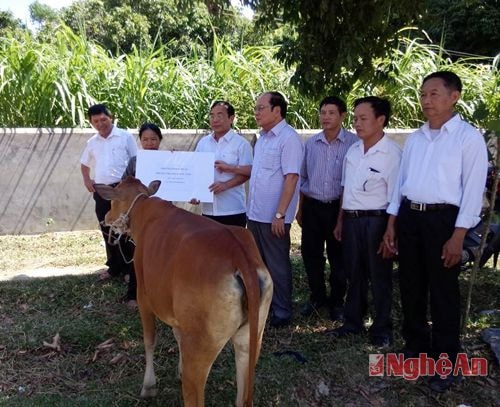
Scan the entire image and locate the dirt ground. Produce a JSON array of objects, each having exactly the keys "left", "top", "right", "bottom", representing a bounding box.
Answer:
[{"left": 0, "top": 265, "right": 103, "bottom": 282}]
